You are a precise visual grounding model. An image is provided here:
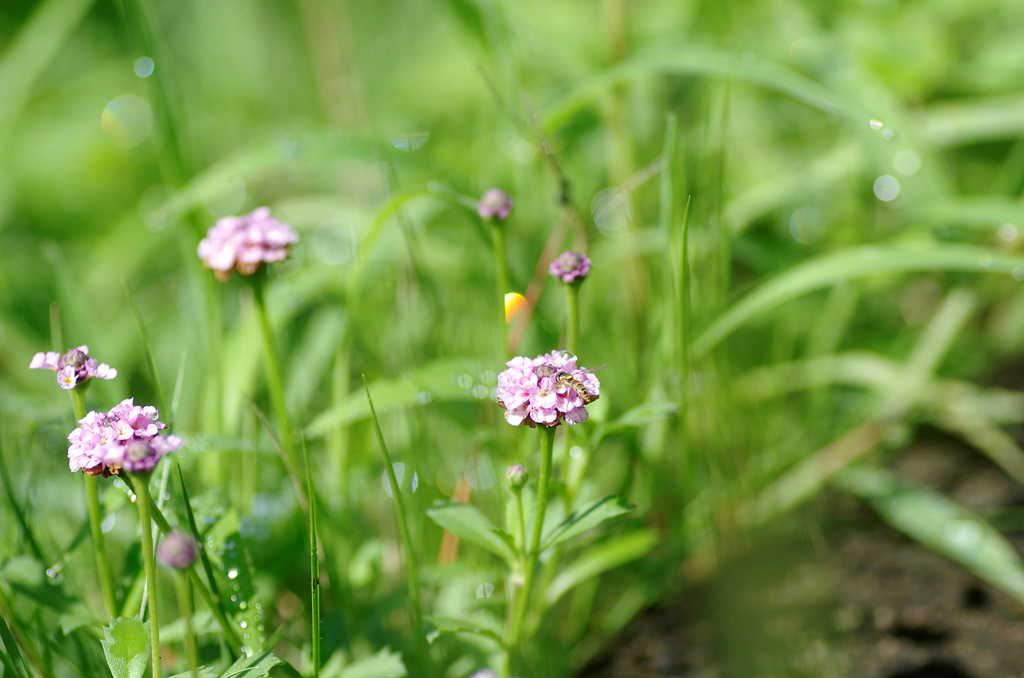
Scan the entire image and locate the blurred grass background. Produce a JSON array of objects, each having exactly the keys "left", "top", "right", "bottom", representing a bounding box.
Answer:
[{"left": 4, "top": 0, "right": 1024, "bottom": 675}]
